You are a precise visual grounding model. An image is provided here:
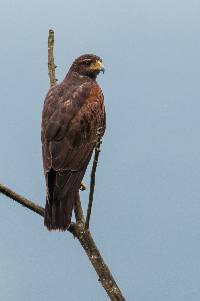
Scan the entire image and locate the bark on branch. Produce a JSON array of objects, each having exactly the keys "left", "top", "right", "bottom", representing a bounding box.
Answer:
[{"left": 48, "top": 29, "right": 57, "bottom": 87}]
